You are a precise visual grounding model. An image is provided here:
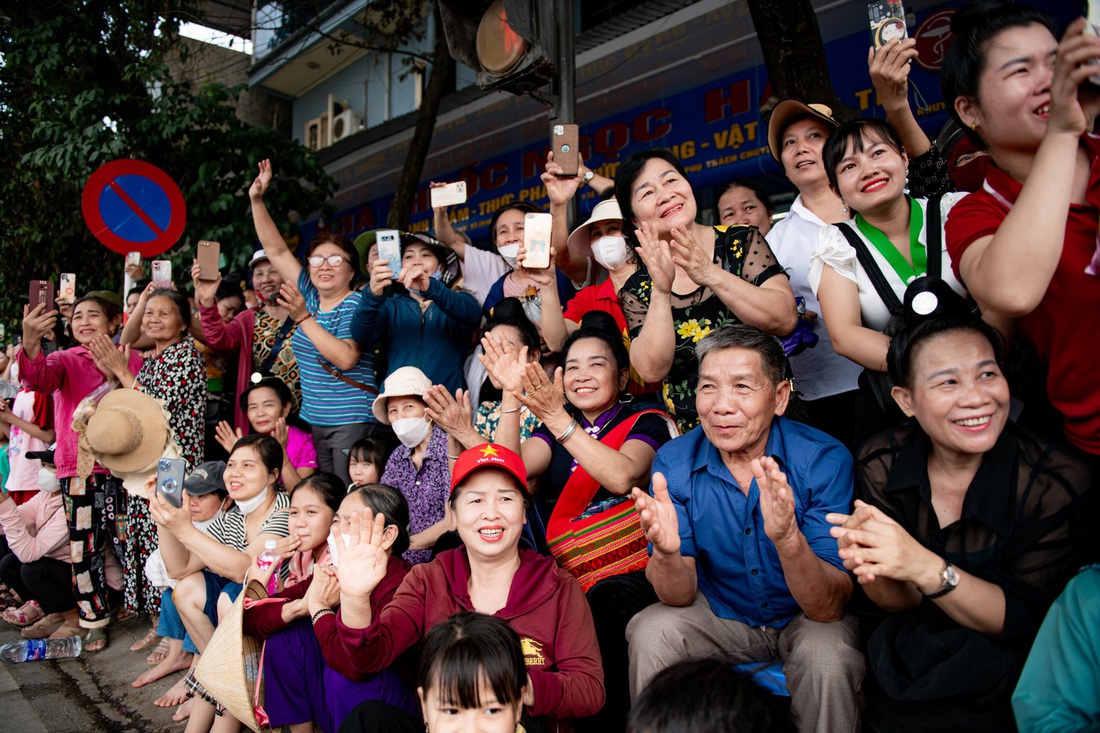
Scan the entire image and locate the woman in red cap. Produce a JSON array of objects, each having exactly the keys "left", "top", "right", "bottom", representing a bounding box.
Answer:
[{"left": 326, "top": 443, "right": 604, "bottom": 733}]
